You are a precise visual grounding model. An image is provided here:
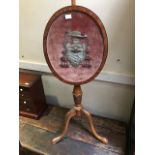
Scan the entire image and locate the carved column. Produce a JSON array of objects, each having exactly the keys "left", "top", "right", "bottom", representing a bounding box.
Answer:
[{"left": 72, "top": 85, "right": 82, "bottom": 116}]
